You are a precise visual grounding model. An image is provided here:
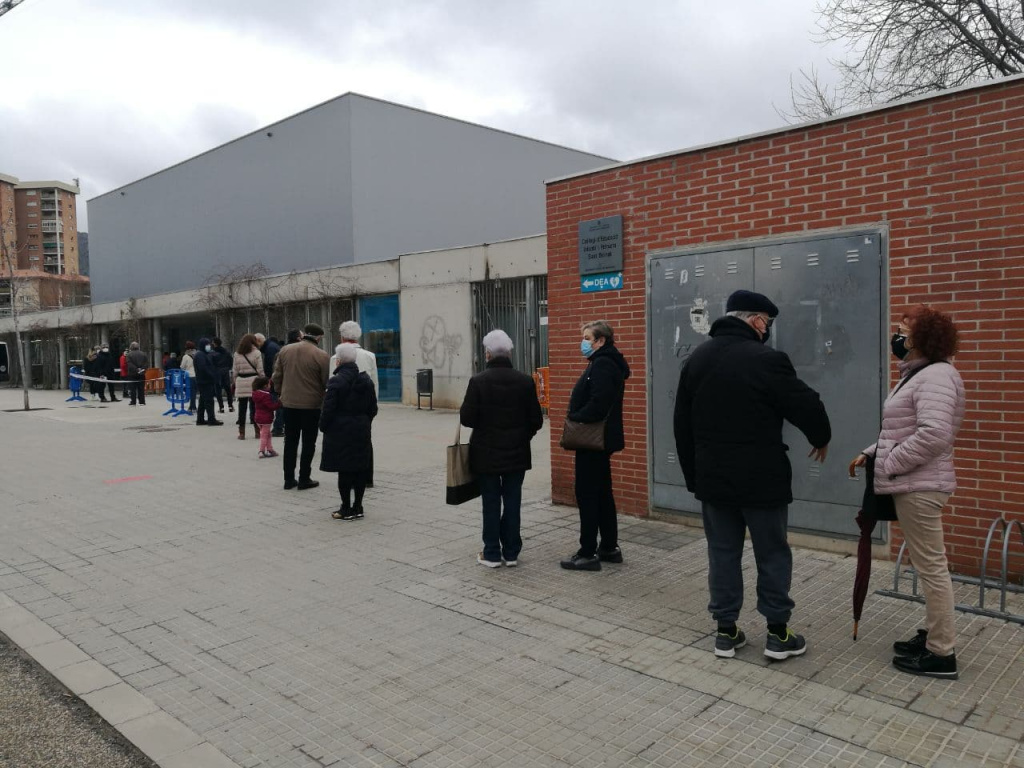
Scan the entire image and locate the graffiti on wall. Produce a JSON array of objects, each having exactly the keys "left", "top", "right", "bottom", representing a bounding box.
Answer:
[{"left": 420, "top": 315, "right": 462, "bottom": 374}]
